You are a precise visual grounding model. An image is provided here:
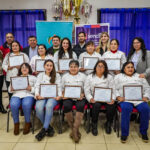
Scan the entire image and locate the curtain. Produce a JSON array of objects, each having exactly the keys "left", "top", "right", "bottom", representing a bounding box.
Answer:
[
  {"left": 0, "top": 10, "right": 46, "bottom": 47},
  {"left": 99, "top": 8, "right": 150, "bottom": 55}
]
